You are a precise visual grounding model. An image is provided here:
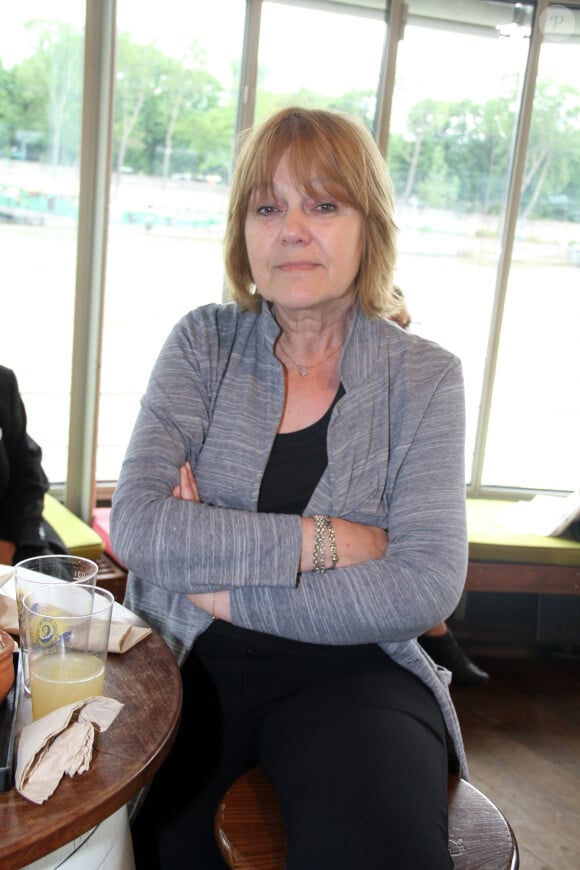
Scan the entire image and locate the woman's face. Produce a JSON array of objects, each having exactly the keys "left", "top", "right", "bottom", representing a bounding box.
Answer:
[{"left": 244, "top": 152, "right": 363, "bottom": 315}]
